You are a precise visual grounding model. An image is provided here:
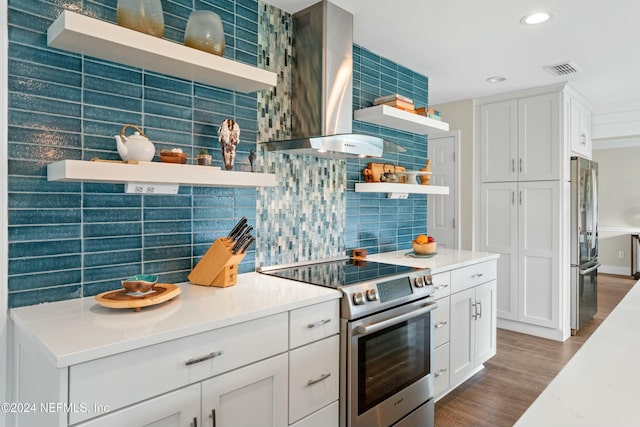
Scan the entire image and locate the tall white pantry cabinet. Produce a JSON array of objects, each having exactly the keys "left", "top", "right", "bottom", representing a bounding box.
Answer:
[{"left": 476, "top": 83, "right": 592, "bottom": 342}]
